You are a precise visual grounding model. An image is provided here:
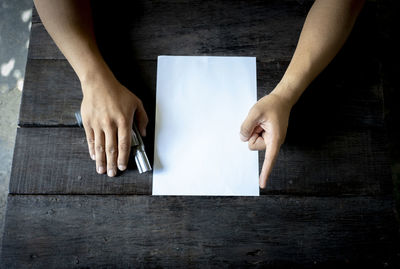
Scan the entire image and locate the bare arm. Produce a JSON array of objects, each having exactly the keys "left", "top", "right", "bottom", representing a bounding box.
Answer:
[
  {"left": 34, "top": 0, "right": 148, "bottom": 177},
  {"left": 240, "top": 0, "right": 365, "bottom": 188},
  {"left": 33, "top": 0, "right": 105, "bottom": 82},
  {"left": 274, "top": 0, "right": 366, "bottom": 106}
]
